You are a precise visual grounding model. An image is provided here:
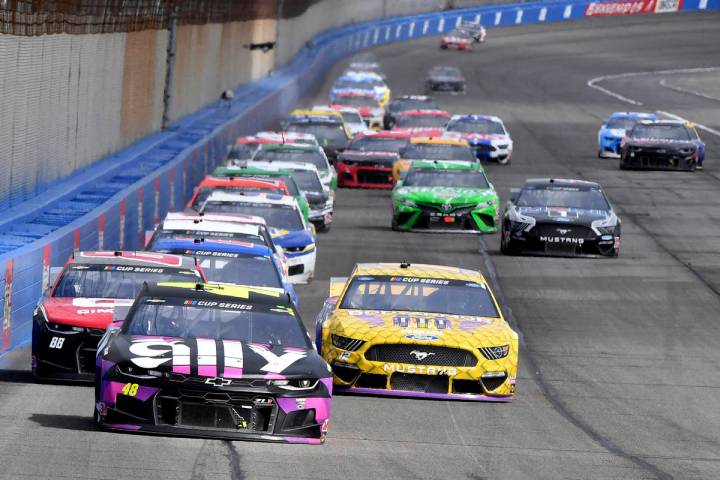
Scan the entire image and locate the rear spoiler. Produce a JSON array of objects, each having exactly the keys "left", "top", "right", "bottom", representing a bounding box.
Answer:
[{"left": 329, "top": 277, "right": 348, "bottom": 298}]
